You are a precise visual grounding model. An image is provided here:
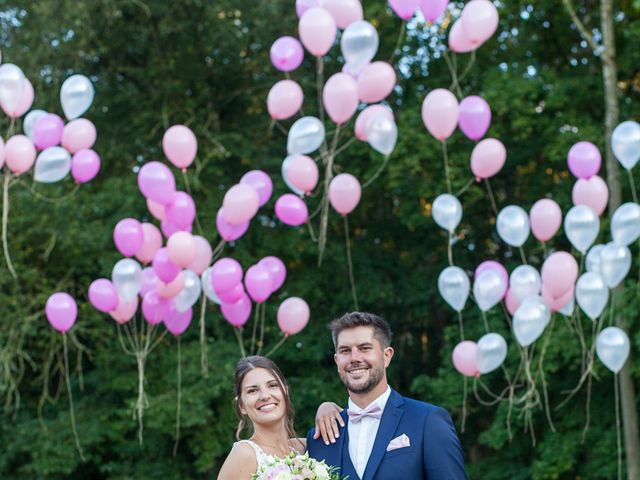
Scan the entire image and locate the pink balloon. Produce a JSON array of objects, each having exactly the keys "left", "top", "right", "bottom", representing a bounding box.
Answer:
[
  {"left": 222, "top": 184, "right": 259, "bottom": 226},
  {"left": 321, "top": 0, "right": 363, "bottom": 29},
  {"left": 71, "top": 149, "right": 100, "bottom": 183},
  {"left": 110, "top": 296, "right": 139, "bottom": 324},
  {"left": 245, "top": 264, "right": 273, "bottom": 303},
  {"left": 355, "top": 105, "right": 394, "bottom": 141},
  {"left": 167, "top": 231, "right": 196, "bottom": 268},
  {"left": 147, "top": 199, "right": 166, "bottom": 221},
  {"left": 217, "top": 283, "right": 245, "bottom": 304},
  {"left": 422, "top": 89, "right": 459, "bottom": 141},
  {"left": 259, "top": 256, "right": 287, "bottom": 292},
  {"left": 113, "top": 218, "right": 144, "bottom": 257},
  {"left": 157, "top": 271, "right": 185, "bottom": 299},
  {"left": 211, "top": 258, "right": 243, "bottom": 294},
  {"left": 448, "top": 19, "right": 476, "bottom": 53},
  {"left": 461, "top": 0, "right": 499, "bottom": 45},
  {"left": 567, "top": 142, "right": 601, "bottom": 179},
  {"left": 33, "top": 113, "right": 64, "bottom": 150},
  {"left": 323, "top": 73, "right": 359, "bottom": 124},
  {"left": 61, "top": 119, "right": 97, "bottom": 154},
  {"left": 153, "top": 247, "right": 181, "bottom": 283},
  {"left": 4, "top": 78, "right": 34, "bottom": 118},
  {"left": 388, "top": 0, "right": 420, "bottom": 19},
  {"left": 221, "top": 292, "right": 252, "bottom": 328},
  {"left": 275, "top": 194, "right": 309, "bottom": 226},
  {"left": 458, "top": 96, "right": 491, "bottom": 141},
  {"left": 296, "top": 0, "right": 320, "bottom": 17},
  {"left": 505, "top": 288, "right": 520, "bottom": 316},
  {"left": 541, "top": 252, "right": 578, "bottom": 298},
  {"left": 0, "top": 137, "right": 4, "bottom": 169},
  {"left": 165, "top": 191, "right": 196, "bottom": 229},
  {"left": 240, "top": 170, "right": 273, "bottom": 207},
  {"left": 138, "top": 161, "right": 176, "bottom": 205},
  {"left": 5, "top": 135, "right": 36, "bottom": 175},
  {"left": 474, "top": 261, "right": 509, "bottom": 288},
  {"left": 420, "top": 0, "right": 448, "bottom": 22},
  {"left": 216, "top": 208, "right": 249, "bottom": 242},
  {"left": 188, "top": 235, "right": 213, "bottom": 275},
  {"left": 139, "top": 267, "right": 158, "bottom": 298},
  {"left": 470, "top": 138, "right": 506, "bottom": 180},
  {"left": 277, "top": 297, "right": 310, "bottom": 335},
  {"left": 164, "top": 304, "right": 193, "bottom": 336},
  {"left": 572, "top": 176, "right": 609, "bottom": 216},
  {"left": 270, "top": 36, "right": 304, "bottom": 72},
  {"left": 136, "top": 223, "right": 163, "bottom": 264},
  {"left": 529, "top": 199, "right": 562, "bottom": 242},
  {"left": 357, "top": 62, "right": 396, "bottom": 104},
  {"left": 161, "top": 219, "right": 191, "bottom": 238},
  {"left": 88, "top": 279, "right": 119, "bottom": 313},
  {"left": 45, "top": 292, "right": 77, "bottom": 333},
  {"left": 329, "top": 173, "right": 361, "bottom": 215},
  {"left": 299, "top": 7, "right": 337, "bottom": 57},
  {"left": 452, "top": 341, "right": 480, "bottom": 377},
  {"left": 142, "top": 290, "right": 169, "bottom": 324},
  {"left": 163, "top": 125, "right": 197, "bottom": 170},
  {"left": 267, "top": 80, "right": 304, "bottom": 120},
  {"left": 542, "top": 283, "right": 574, "bottom": 313},
  {"left": 286, "top": 155, "right": 319, "bottom": 194}
]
